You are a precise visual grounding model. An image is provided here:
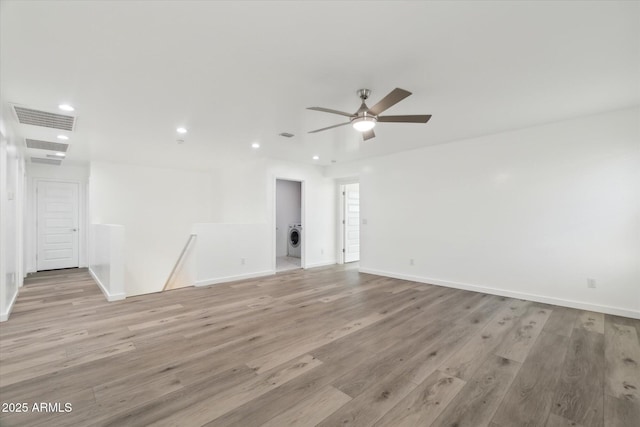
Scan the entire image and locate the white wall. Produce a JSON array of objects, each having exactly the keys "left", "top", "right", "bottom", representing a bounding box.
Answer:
[
  {"left": 211, "top": 158, "right": 337, "bottom": 269},
  {"left": 26, "top": 163, "right": 89, "bottom": 273},
  {"left": 326, "top": 107, "right": 640, "bottom": 318},
  {"left": 86, "top": 158, "right": 334, "bottom": 296},
  {"left": 89, "top": 161, "right": 213, "bottom": 296},
  {"left": 193, "top": 223, "right": 272, "bottom": 286},
  {"left": 210, "top": 160, "right": 267, "bottom": 223},
  {"left": 276, "top": 179, "right": 301, "bottom": 257},
  {"left": 0, "top": 133, "right": 26, "bottom": 321}
]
